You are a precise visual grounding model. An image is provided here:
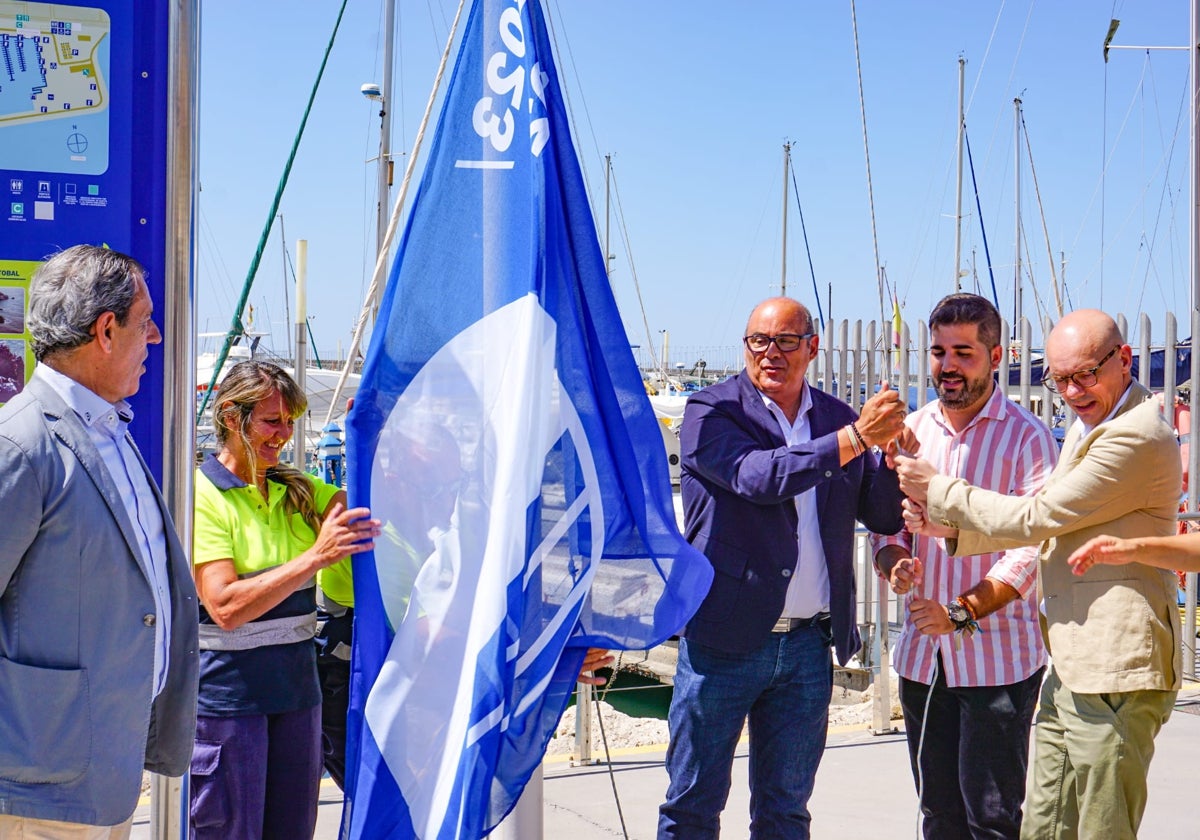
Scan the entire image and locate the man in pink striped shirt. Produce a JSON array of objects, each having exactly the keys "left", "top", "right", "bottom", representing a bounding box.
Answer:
[{"left": 871, "top": 293, "right": 1057, "bottom": 839}]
